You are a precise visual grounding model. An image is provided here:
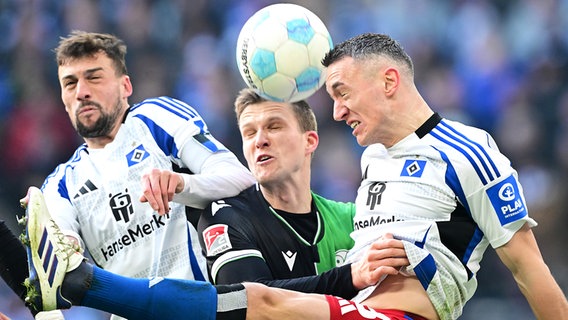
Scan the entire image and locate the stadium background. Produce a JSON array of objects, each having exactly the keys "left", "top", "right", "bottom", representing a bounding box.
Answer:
[{"left": 0, "top": 0, "right": 566, "bottom": 319}]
